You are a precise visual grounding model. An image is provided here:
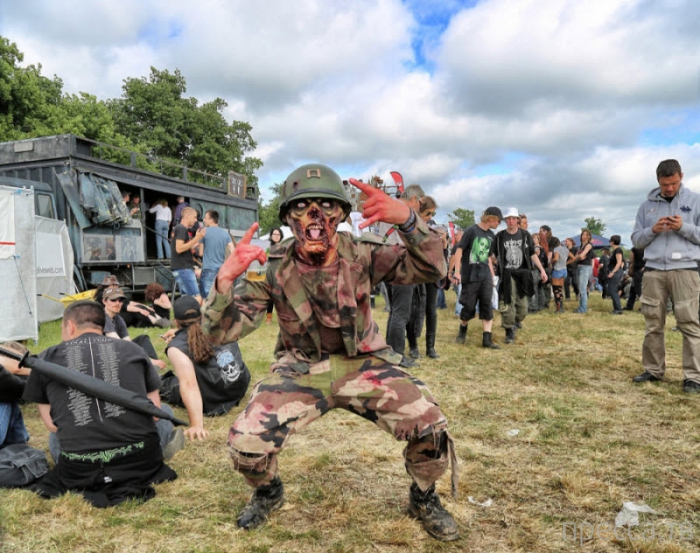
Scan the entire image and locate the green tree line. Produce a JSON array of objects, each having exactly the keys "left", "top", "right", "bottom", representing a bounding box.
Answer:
[{"left": 0, "top": 37, "right": 261, "bottom": 193}]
